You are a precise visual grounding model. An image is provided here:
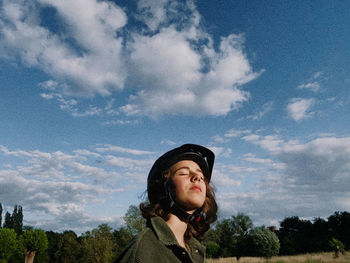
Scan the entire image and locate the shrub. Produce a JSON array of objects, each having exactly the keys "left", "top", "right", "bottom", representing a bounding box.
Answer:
[
  {"left": 329, "top": 237, "right": 345, "bottom": 258},
  {"left": 205, "top": 241, "right": 221, "bottom": 258}
]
